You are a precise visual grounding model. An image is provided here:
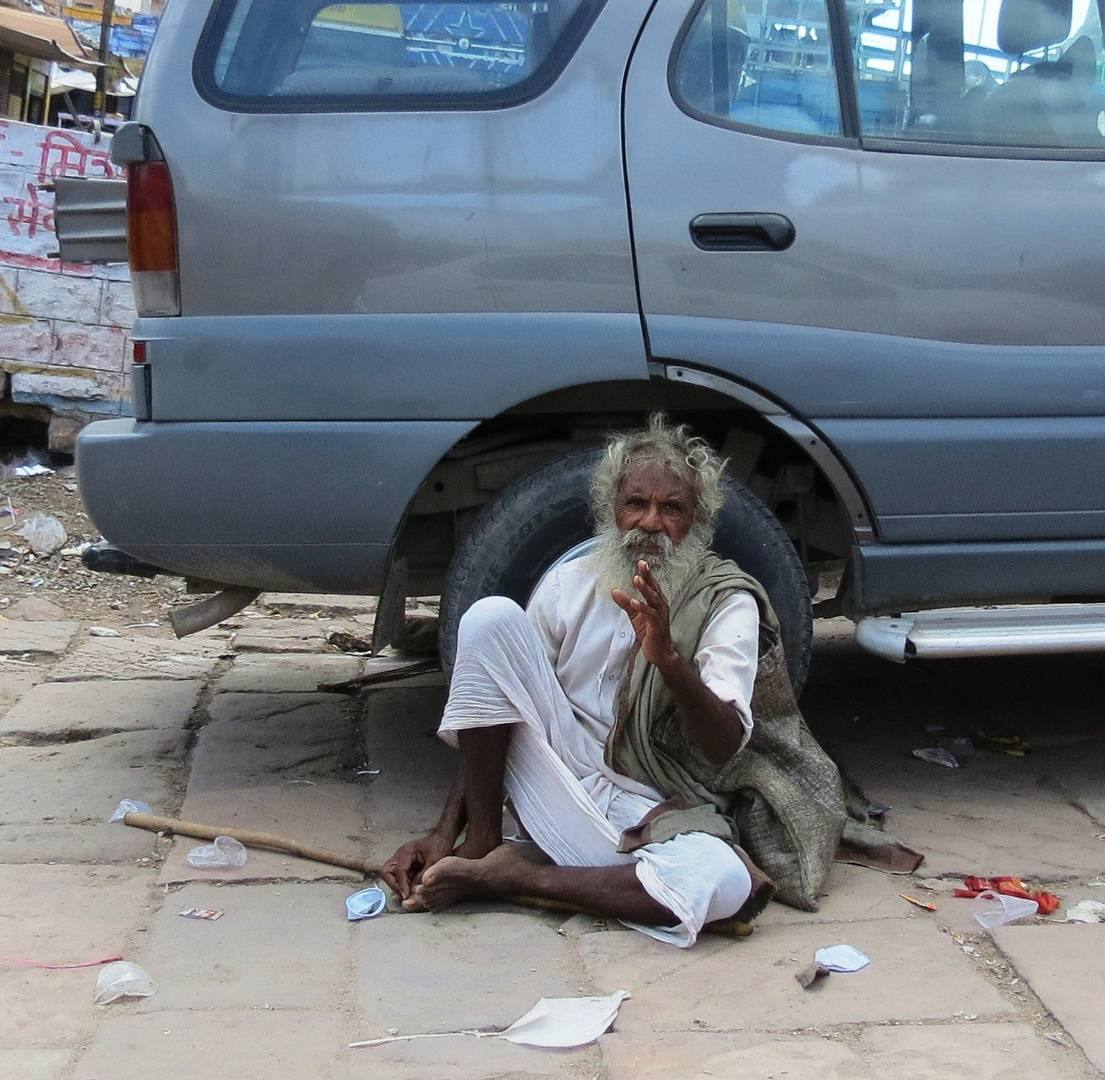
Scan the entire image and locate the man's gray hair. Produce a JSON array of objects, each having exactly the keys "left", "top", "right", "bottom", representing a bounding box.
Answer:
[{"left": 591, "top": 414, "right": 726, "bottom": 532}]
